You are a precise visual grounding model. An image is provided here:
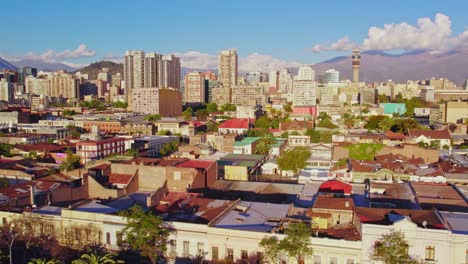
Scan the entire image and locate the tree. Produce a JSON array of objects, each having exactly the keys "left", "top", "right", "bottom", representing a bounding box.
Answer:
[
  {"left": 124, "top": 149, "right": 139, "bottom": 157},
  {"left": 0, "top": 222, "right": 19, "bottom": 264},
  {"left": 277, "top": 147, "right": 311, "bottom": 175},
  {"left": 119, "top": 205, "right": 170, "bottom": 264},
  {"left": 195, "top": 109, "right": 208, "bottom": 120},
  {"left": 25, "top": 151, "right": 39, "bottom": 160},
  {"left": 259, "top": 222, "right": 313, "bottom": 264},
  {"left": 0, "top": 143, "right": 12, "bottom": 157},
  {"left": 370, "top": 230, "right": 422, "bottom": 264},
  {"left": 206, "top": 102, "right": 218, "bottom": 113},
  {"left": 28, "top": 258, "right": 61, "bottom": 264},
  {"left": 112, "top": 101, "right": 128, "bottom": 108},
  {"left": 0, "top": 178, "right": 9, "bottom": 188},
  {"left": 255, "top": 134, "right": 274, "bottom": 156},
  {"left": 62, "top": 110, "right": 76, "bottom": 116},
  {"left": 254, "top": 116, "right": 271, "bottom": 129},
  {"left": 183, "top": 107, "right": 194, "bottom": 121},
  {"left": 72, "top": 252, "right": 123, "bottom": 264},
  {"left": 220, "top": 103, "right": 236, "bottom": 112},
  {"left": 206, "top": 122, "right": 219, "bottom": 132},
  {"left": 60, "top": 149, "right": 81, "bottom": 171},
  {"left": 284, "top": 102, "right": 293, "bottom": 113},
  {"left": 344, "top": 117, "right": 355, "bottom": 129},
  {"left": 144, "top": 114, "right": 161, "bottom": 121},
  {"left": 157, "top": 129, "right": 170, "bottom": 135},
  {"left": 259, "top": 236, "right": 282, "bottom": 263},
  {"left": 281, "top": 222, "right": 314, "bottom": 263},
  {"left": 317, "top": 118, "right": 338, "bottom": 129},
  {"left": 305, "top": 129, "right": 321, "bottom": 143},
  {"left": 159, "top": 141, "right": 178, "bottom": 156}
]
